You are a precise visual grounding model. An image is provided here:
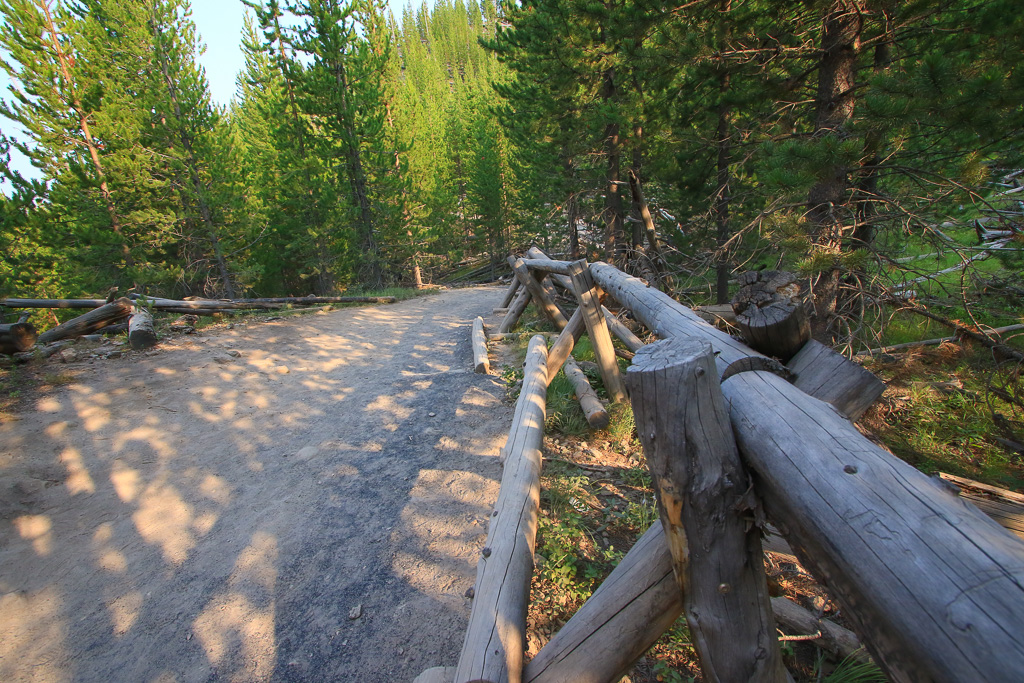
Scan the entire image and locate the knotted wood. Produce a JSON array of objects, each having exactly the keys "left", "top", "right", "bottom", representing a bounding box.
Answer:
[
  {"left": 628, "top": 339, "right": 787, "bottom": 683},
  {"left": 455, "top": 336, "right": 548, "bottom": 683}
]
